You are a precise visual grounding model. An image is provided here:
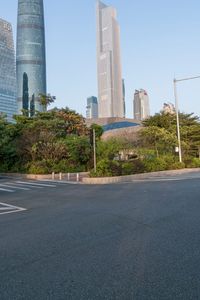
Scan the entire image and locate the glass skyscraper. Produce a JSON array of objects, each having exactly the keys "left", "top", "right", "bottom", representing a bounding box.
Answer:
[
  {"left": 16, "top": 0, "right": 46, "bottom": 115},
  {"left": 0, "top": 18, "right": 17, "bottom": 122},
  {"left": 86, "top": 96, "right": 98, "bottom": 119},
  {"left": 96, "top": 1, "right": 124, "bottom": 118}
]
